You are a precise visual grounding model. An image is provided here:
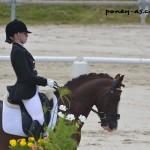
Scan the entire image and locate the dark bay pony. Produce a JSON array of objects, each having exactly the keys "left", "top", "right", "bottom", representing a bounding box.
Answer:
[{"left": 0, "top": 73, "right": 124, "bottom": 150}]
